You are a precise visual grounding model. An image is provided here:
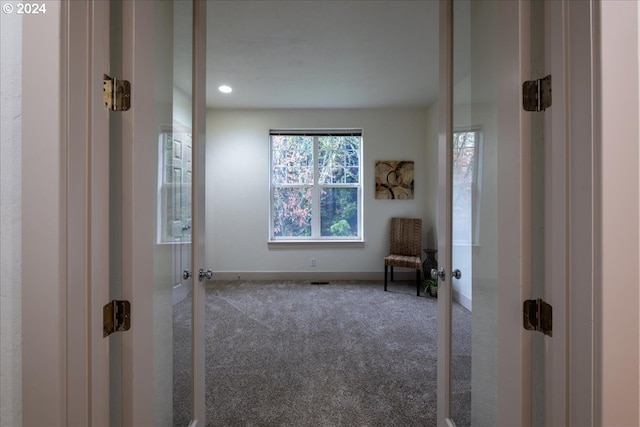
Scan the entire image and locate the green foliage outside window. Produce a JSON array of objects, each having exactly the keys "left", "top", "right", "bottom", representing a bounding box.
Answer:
[{"left": 271, "top": 133, "right": 361, "bottom": 239}]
